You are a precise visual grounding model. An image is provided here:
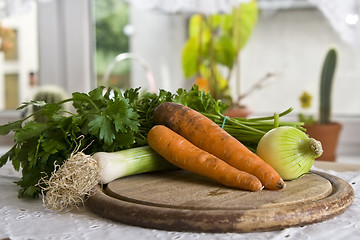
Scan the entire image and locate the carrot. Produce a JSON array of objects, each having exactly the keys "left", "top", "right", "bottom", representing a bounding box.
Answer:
[
  {"left": 147, "top": 125, "right": 263, "bottom": 192},
  {"left": 153, "top": 102, "right": 286, "bottom": 190}
]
